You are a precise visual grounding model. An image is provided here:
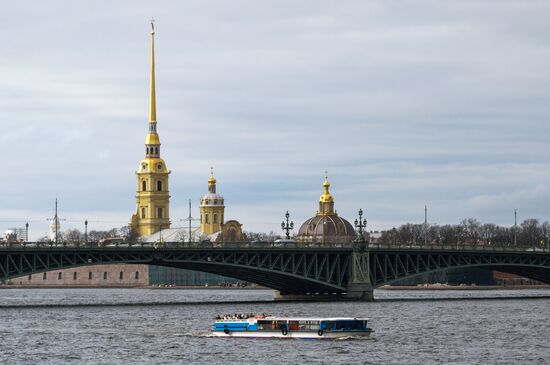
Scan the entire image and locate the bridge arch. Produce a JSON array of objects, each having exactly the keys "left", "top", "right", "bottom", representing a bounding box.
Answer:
[
  {"left": 0, "top": 248, "right": 351, "bottom": 296},
  {"left": 369, "top": 250, "right": 550, "bottom": 287}
]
